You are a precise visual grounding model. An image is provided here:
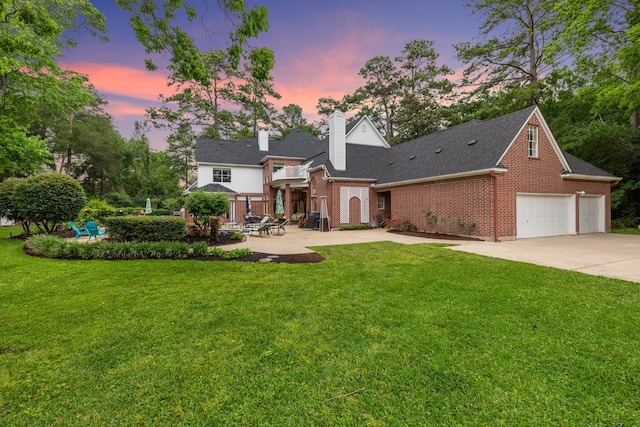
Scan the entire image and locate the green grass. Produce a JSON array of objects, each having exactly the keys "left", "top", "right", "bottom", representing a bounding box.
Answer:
[
  {"left": 1, "top": 226, "right": 639, "bottom": 425},
  {"left": 612, "top": 227, "right": 640, "bottom": 235}
]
